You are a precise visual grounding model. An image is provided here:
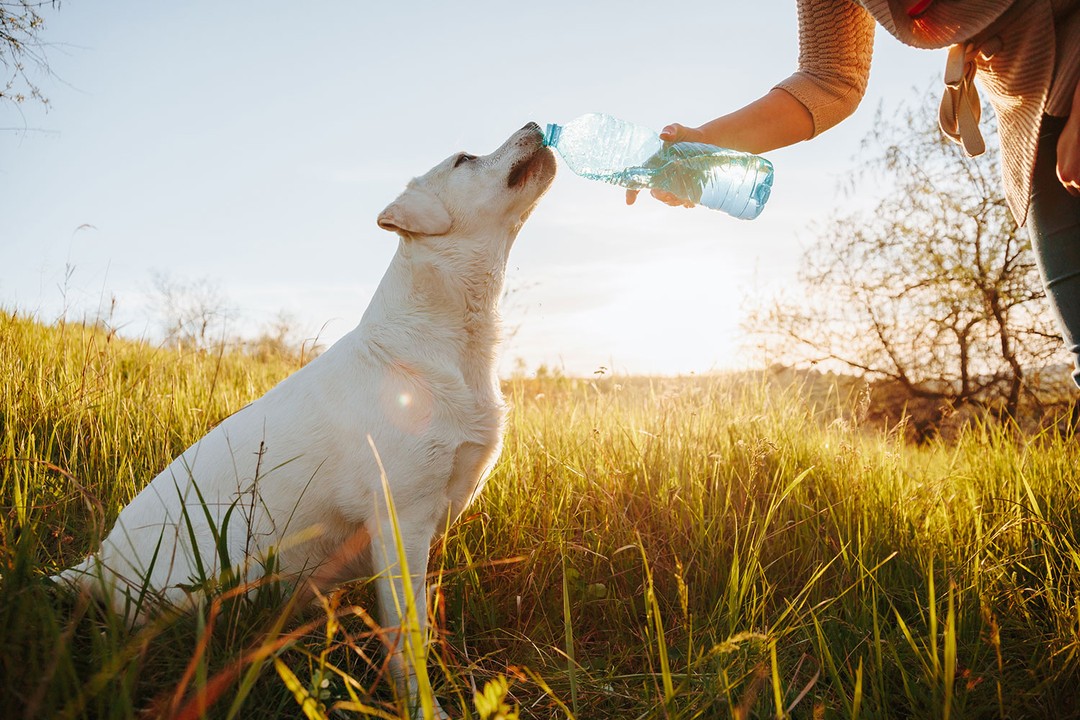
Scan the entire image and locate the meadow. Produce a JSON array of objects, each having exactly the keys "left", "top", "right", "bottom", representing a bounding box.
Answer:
[{"left": 1, "top": 311, "right": 1079, "bottom": 719}]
